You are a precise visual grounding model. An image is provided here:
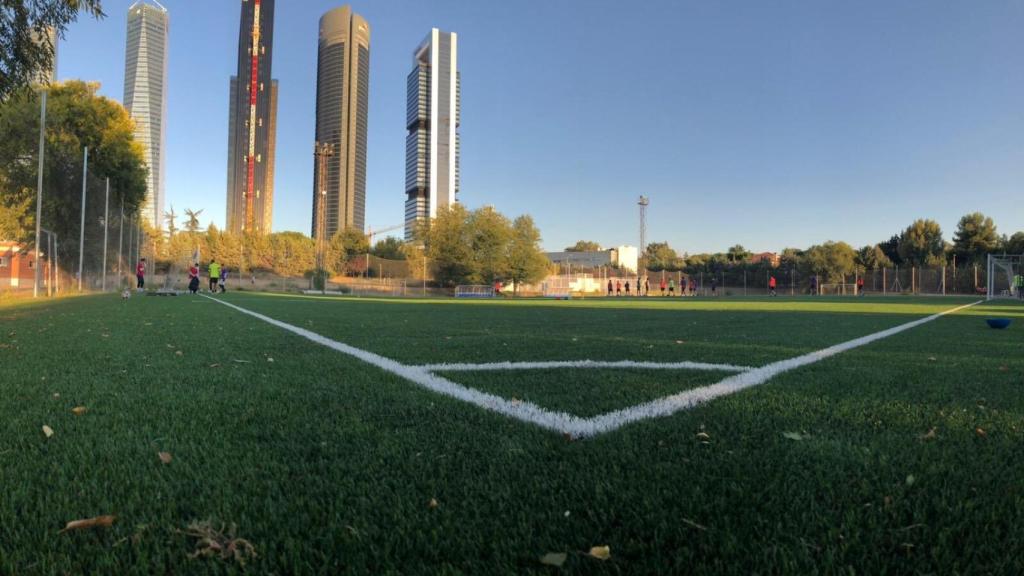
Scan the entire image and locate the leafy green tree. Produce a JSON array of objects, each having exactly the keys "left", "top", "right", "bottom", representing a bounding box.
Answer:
[
  {"left": 0, "top": 81, "right": 146, "bottom": 272},
  {"left": 952, "top": 212, "right": 999, "bottom": 264},
  {"left": 268, "top": 232, "right": 315, "bottom": 277},
  {"left": 468, "top": 205, "right": 512, "bottom": 283},
  {"left": 506, "top": 216, "right": 549, "bottom": 295},
  {"left": 1004, "top": 232, "right": 1024, "bottom": 255},
  {"left": 855, "top": 244, "right": 893, "bottom": 270},
  {"left": 371, "top": 236, "right": 405, "bottom": 260},
  {"left": 727, "top": 244, "right": 751, "bottom": 263},
  {"left": 879, "top": 235, "right": 902, "bottom": 267},
  {"left": 645, "top": 242, "right": 679, "bottom": 271},
  {"left": 0, "top": 1, "right": 104, "bottom": 99},
  {"left": 333, "top": 228, "right": 369, "bottom": 259},
  {"left": 425, "top": 204, "right": 476, "bottom": 287},
  {"left": 802, "top": 241, "right": 856, "bottom": 283},
  {"left": 779, "top": 248, "right": 804, "bottom": 270},
  {"left": 898, "top": 219, "right": 945, "bottom": 266},
  {"left": 565, "top": 240, "right": 601, "bottom": 252}
]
